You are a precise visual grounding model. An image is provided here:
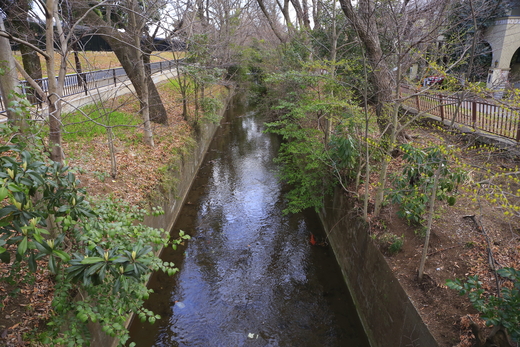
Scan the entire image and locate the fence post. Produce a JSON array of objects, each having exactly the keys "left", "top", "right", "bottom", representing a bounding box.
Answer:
[
  {"left": 439, "top": 94, "right": 444, "bottom": 121},
  {"left": 113, "top": 69, "right": 117, "bottom": 87},
  {"left": 160, "top": 61, "right": 162, "bottom": 73},
  {"left": 472, "top": 101, "right": 477, "bottom": 128},
  {"left": 415, "top": 94, "right": 420, "bottom": 111},
  {"left": 82, "top": 73, "right": 88, "bottom": 95}
]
